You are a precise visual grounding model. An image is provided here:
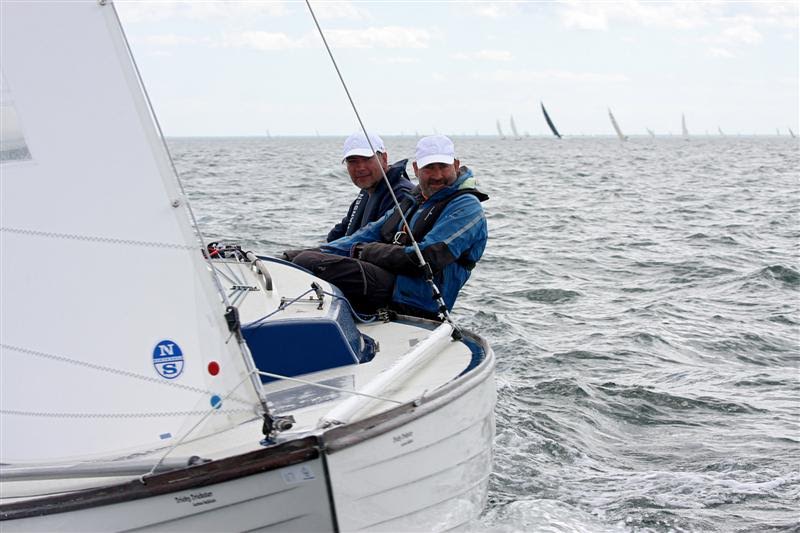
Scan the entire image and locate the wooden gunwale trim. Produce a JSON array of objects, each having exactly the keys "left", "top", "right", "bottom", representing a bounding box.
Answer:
[{"left": 1, "top": 436, "right": 321, "bottom": 521}]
